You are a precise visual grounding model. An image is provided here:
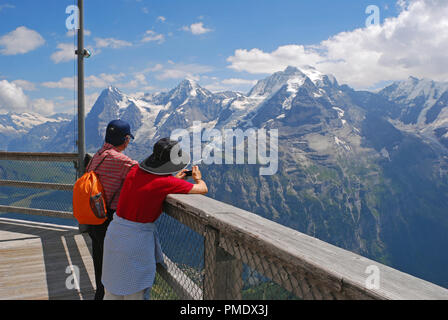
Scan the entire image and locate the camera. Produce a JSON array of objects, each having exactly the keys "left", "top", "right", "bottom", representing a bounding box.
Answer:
[{"left": 184, "top": 159, "right": 203, "bottom": 177}]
